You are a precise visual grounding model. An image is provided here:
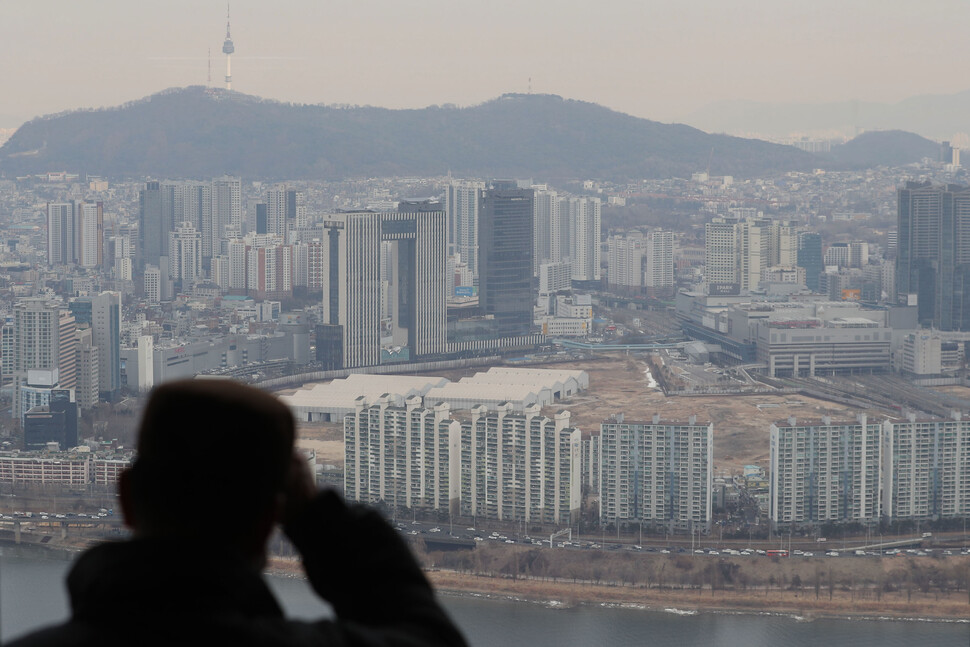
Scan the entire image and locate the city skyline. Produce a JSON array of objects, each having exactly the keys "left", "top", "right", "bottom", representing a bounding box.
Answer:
[{"left": 2, "top": 1, "right": 970, "bottom": 131}]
